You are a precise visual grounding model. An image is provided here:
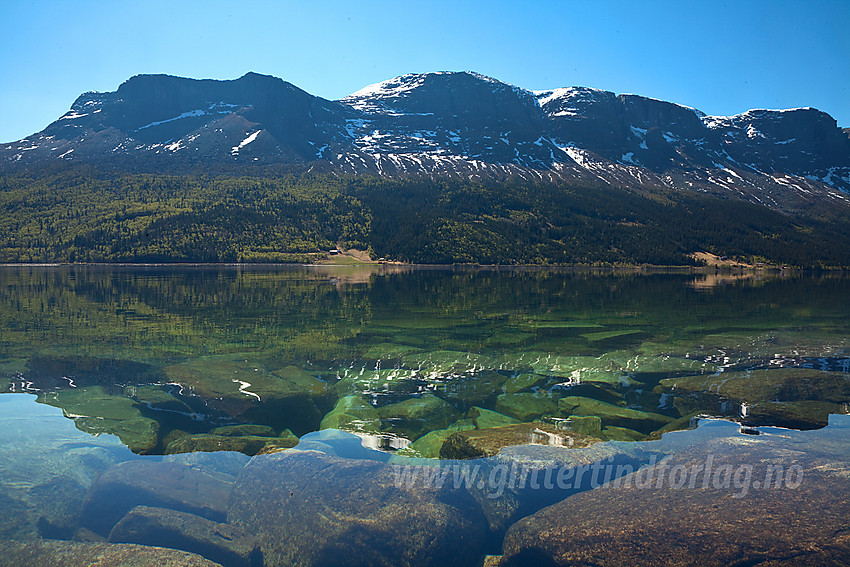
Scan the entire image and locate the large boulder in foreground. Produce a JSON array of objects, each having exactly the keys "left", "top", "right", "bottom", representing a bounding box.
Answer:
[
  {"left": 227, "top": 449, "right": 487, "bottom": 567},
  {"left": 109, "top": 505, "right": 260, "bottom": 567},
  {"left": 81, "top": 461, "right": 232, "bottom": 536},
  {"left": 0, "top": 540, "right": 222, "bottom": 567},
  {"left": 501, "top": 426, "right": 850, "bottom": 566}
]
